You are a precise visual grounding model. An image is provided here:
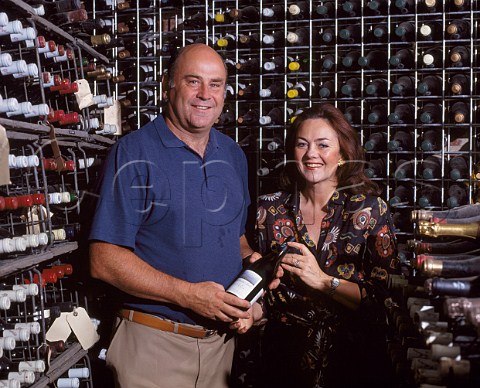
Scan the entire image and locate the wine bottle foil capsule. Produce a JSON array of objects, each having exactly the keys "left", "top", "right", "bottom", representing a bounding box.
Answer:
[
  {"left": 421, "top": 258, "right": 443, "bottom": 276},
  {"left": 18, "top": 359, "right": 45, "bottom": 373},
  {"left": 57, "top": 377, "right": 80, "bottom": 388},
  {"left": 68, "top": 367, "right": 90, "bottom": 378},
  {"left": 13, "top": 282, "right": 39, "bottom": 296}
]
